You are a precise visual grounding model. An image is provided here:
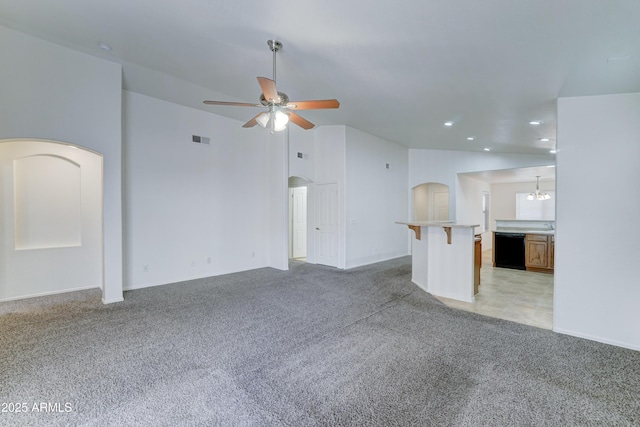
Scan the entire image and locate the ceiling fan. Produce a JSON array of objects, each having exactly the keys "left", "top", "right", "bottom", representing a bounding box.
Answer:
[{"left": 203, "top": 40, "right": 340, "bottom": 132}]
